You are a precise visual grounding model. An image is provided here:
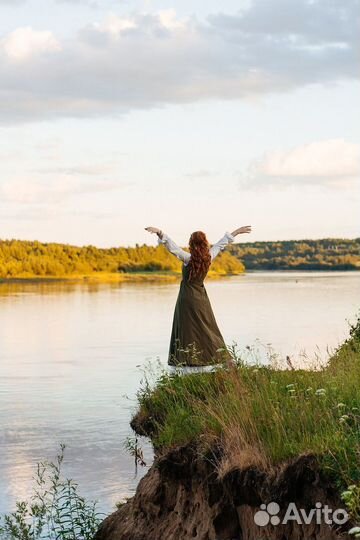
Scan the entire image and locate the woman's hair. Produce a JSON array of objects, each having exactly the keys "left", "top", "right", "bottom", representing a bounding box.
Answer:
[{"left": 188, "top": 231, "right": 211, "bottom": 281}]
